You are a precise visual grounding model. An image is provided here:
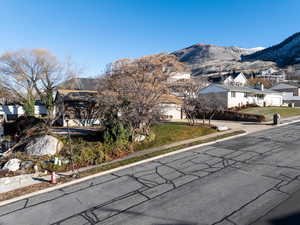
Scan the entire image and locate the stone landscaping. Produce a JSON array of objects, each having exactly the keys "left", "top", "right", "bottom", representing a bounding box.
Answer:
[{"left": 24, "top": 135, "right": 63, "bottom": 156}]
